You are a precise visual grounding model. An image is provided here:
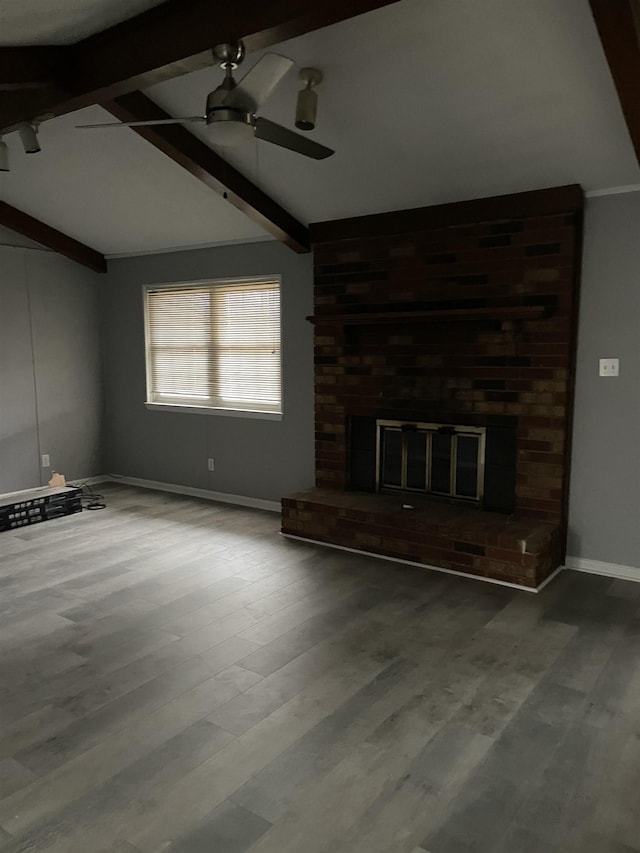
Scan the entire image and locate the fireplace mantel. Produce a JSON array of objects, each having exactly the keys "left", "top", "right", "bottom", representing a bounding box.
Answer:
[{"left": 306, "top": 304, "right": 550, "bottom": 326}]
